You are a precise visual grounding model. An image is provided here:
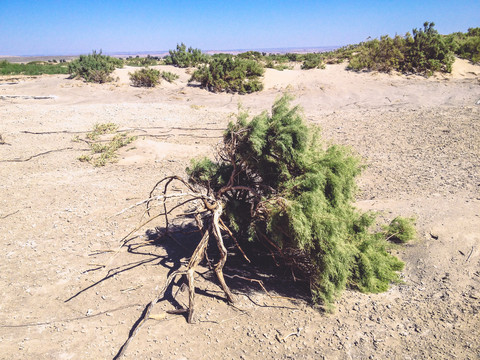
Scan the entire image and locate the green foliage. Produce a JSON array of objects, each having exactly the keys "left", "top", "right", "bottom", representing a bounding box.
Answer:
[
  {"left": 189, "top": 55, "right": 265, "bottom": 94},
  {"left": 0, "top": 60, "right": 69, "bottom": 75},
  {"left": 129, "top": 68, "right": 161, "bottom": 87},
  {"left": 348, "top": 22, "right": 454, "bottom": 75},
  {"left": 163, "top": 43, "right": 209, "bottom": 68},
  {"left": 68, "top": 50, "right": 123, "bottom": 83},
  {"left": 187, "top": 95, "right": 413, "bottom": 306},
  {"left": 78, "top": 123, "right": 136, "bottom": 167},
  {"left": 161, "top": 71, "right": 179, "bottom": 83}
]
